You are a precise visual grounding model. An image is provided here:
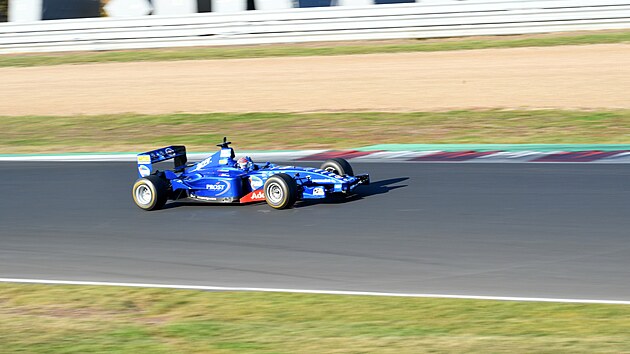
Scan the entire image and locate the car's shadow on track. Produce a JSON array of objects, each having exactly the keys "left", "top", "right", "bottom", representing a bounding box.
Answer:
[
  {"left": 295, "top": 177, "right": 409, "bottom": 208},
  {"left": 160, "top": 177, "right": 408, "bottom": 210},
  {"left": 160, "top": 201, "right": 235, "bottom": 210}
]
